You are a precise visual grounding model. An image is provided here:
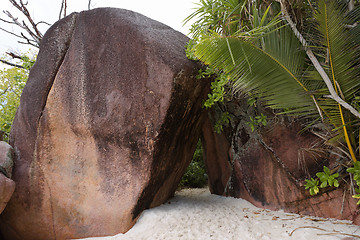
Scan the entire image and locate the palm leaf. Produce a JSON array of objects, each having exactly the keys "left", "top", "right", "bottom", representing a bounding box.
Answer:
[
  {"left": 315, "top": 0, "right": 360, "bottom": 100},
  {"left": 314, "top": 0, "right": 360, "bottom": 161},
  {"left": 194, "top": 25, "right": 317, "bottom": 116},
  {"left": 184, "top": 0, "right": 247, "bottom": 38}
]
